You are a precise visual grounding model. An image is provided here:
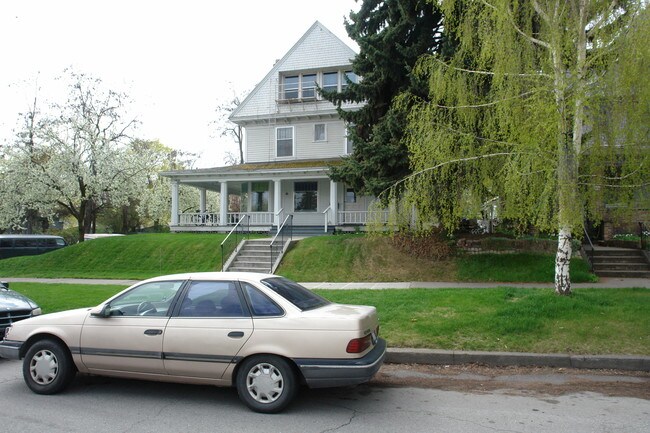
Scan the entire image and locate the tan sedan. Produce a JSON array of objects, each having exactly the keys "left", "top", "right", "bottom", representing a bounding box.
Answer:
[{"left": 0, "top": 272, "right": 385, "bottom": 413}]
